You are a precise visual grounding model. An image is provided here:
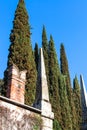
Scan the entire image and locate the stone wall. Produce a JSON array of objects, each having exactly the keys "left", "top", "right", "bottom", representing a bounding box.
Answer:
[{"left": 0, "top": 96, "right": 41, "bottom": 130}]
